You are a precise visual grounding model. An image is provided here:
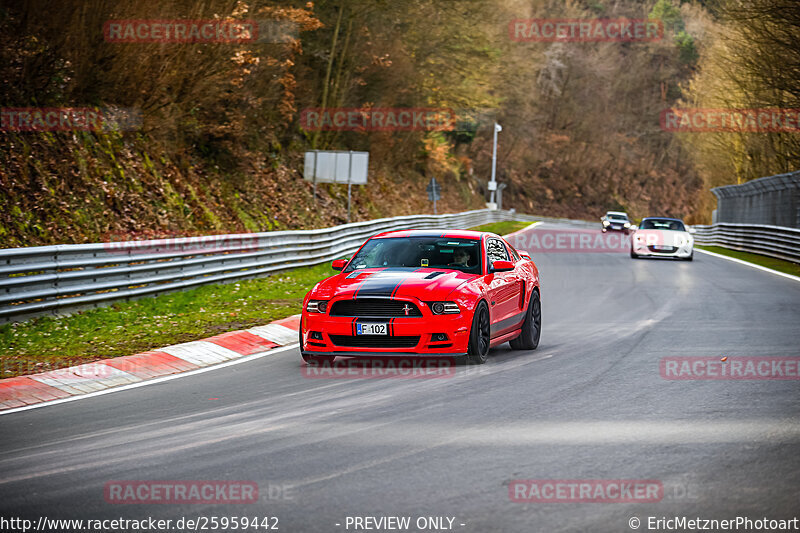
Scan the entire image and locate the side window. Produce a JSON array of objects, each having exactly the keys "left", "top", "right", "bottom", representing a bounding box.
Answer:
[
  {"left": 505, "top": 241, "right": 520, "bottom": 261},
  {"left": 486, "top": 238, "right": 510, "bottom": 264}
]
